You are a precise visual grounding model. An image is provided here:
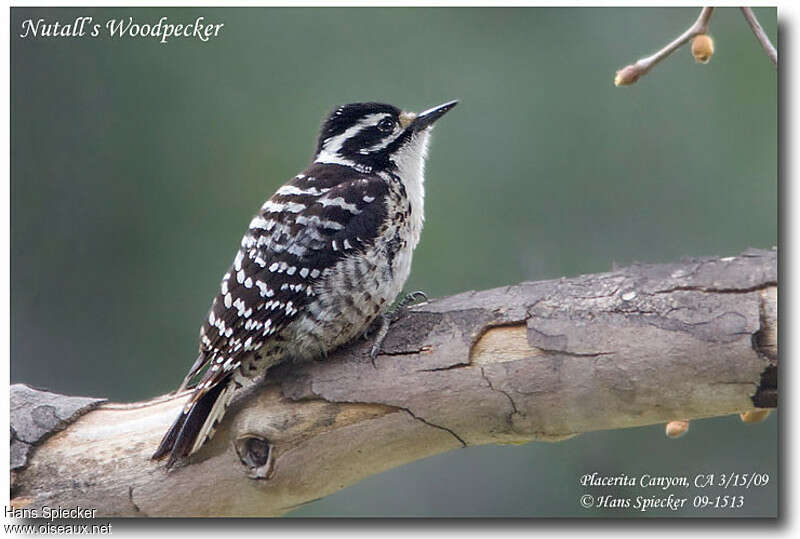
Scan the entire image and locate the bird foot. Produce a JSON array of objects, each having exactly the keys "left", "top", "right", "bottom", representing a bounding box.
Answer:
[{"left": 368, "top": 291, "right": 429, "bottom": 360}]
